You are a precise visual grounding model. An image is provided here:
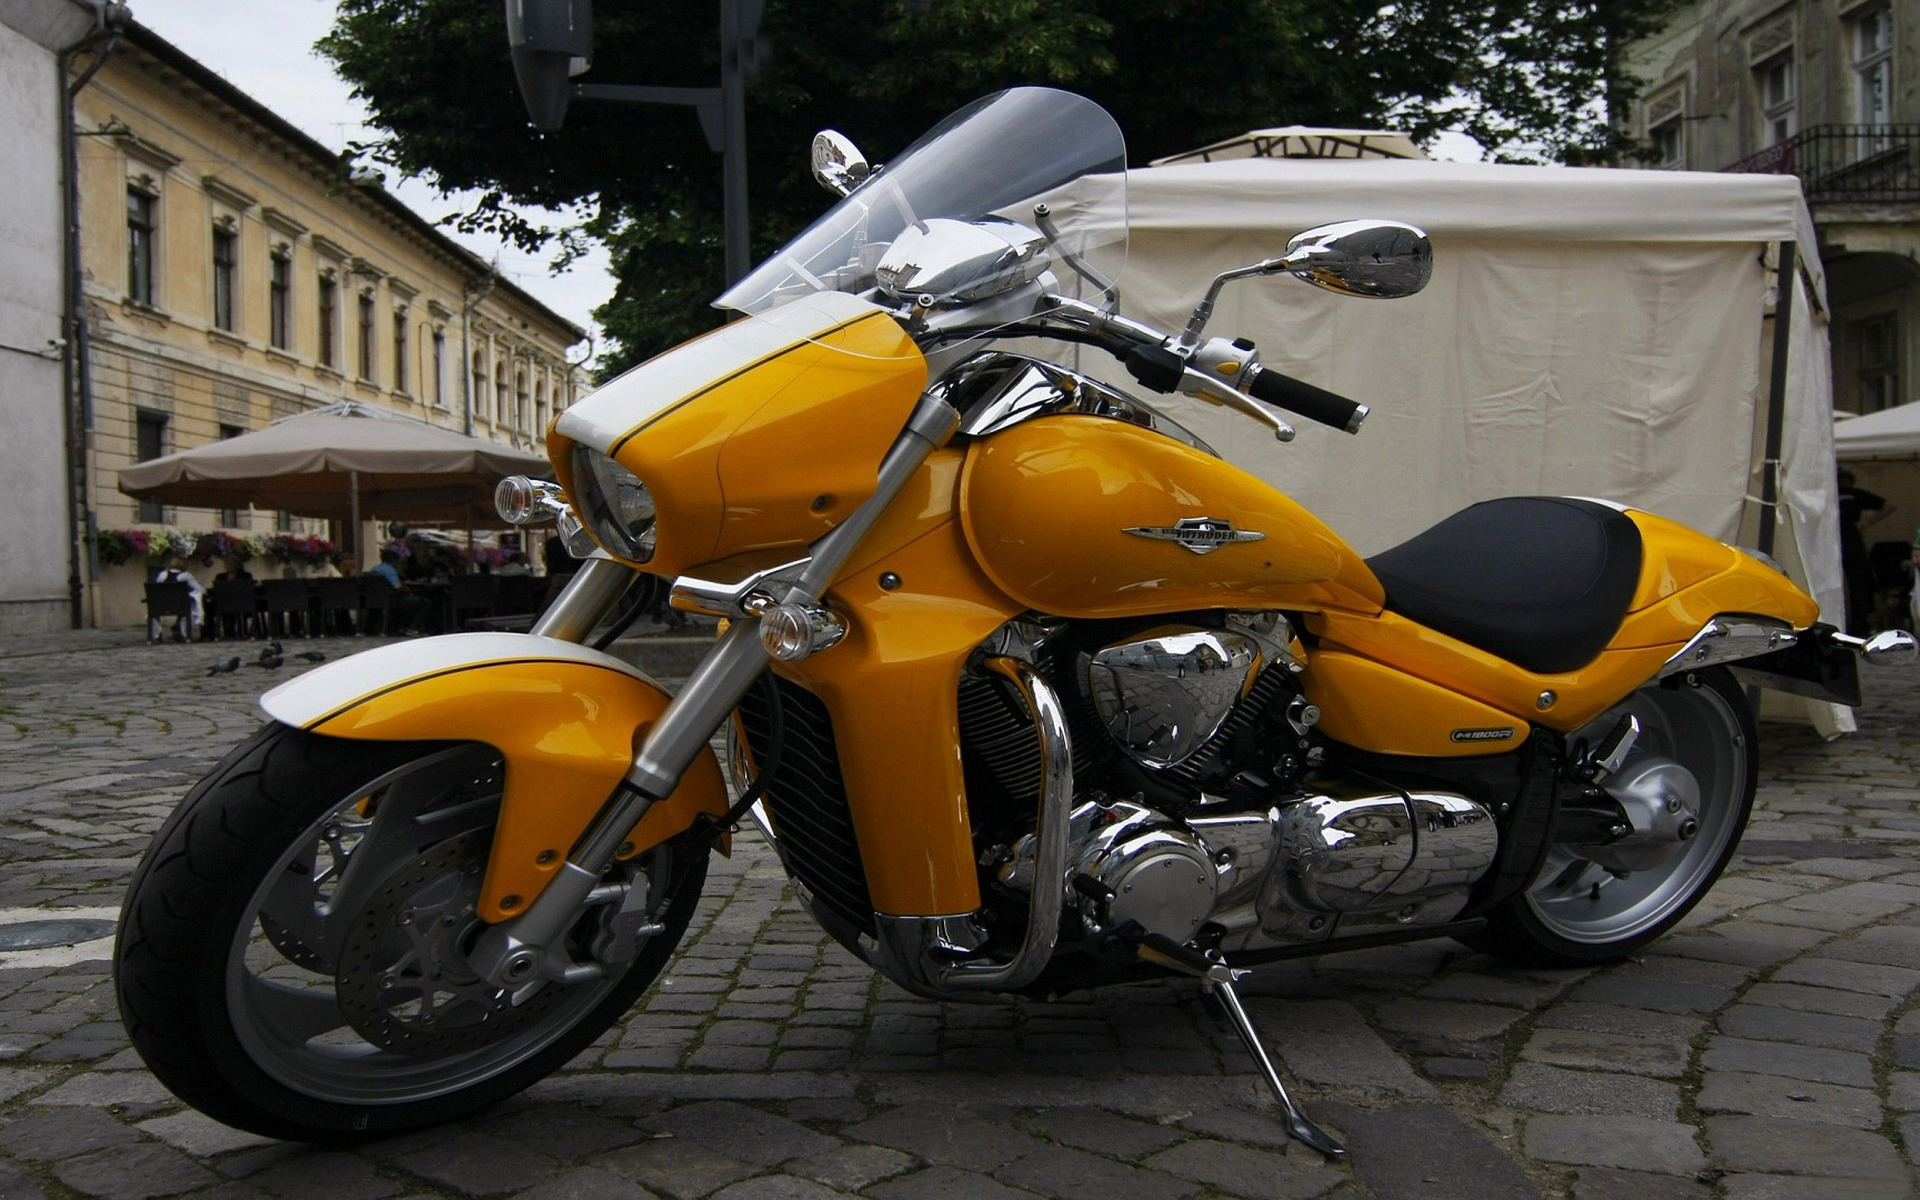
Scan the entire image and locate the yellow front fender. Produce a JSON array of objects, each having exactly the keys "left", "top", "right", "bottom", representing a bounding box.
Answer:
[{"left": 260, "top": 634, "right": 727, "bottom": 922}]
